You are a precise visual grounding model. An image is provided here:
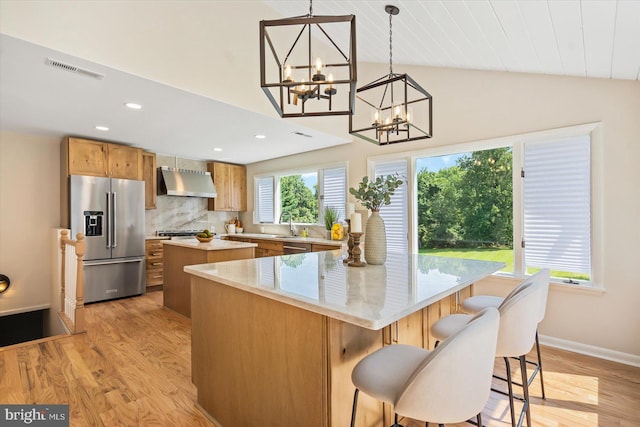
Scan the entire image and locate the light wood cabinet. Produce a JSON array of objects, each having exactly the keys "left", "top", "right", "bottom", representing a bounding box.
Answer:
[
  {"left": 226, "top": 236, "right": 341, "bottom": 258},
  {"left": 207, "top": 162, "right": 247, "bottom": 212},
  {"left": 142, "top": 152, "right": 157, "bottom": 209},
  {"left": 64, "top": 137, "right": 143, "bottom": 180},
  {"left": 312, "top": 243, "right": 342, "bottom": 252},
  {"left": 145, "top": 239, "right": 165, "bottom": 288},
  {"left": 225, "top": 236, "right": 283, "bottom": 257}
]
